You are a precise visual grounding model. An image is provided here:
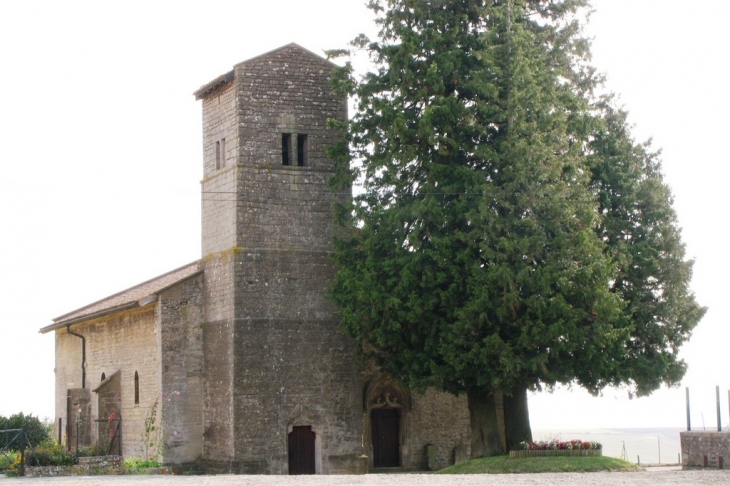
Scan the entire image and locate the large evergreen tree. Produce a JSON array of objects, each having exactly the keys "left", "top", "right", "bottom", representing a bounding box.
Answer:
[
  {"left": 327, "top": 0, "right": 704, "bottom": 456},
  {"left": 584, "top": 100, "right": 706, "bottom": 395}
]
